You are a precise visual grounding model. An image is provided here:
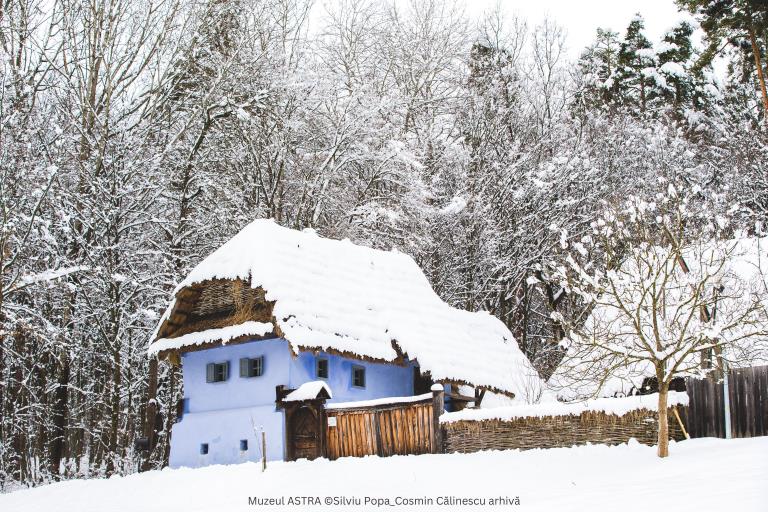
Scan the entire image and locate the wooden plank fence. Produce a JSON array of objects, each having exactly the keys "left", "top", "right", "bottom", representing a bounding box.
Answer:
[
  {"left": 685, "top": 365, "right": 768, "bottom": 438},
  {"left": 324, "top": 390, "right": 443, "bottom": 459},
  {"left": 314, "top": 365, "right": 767, "bottom": 462}
]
